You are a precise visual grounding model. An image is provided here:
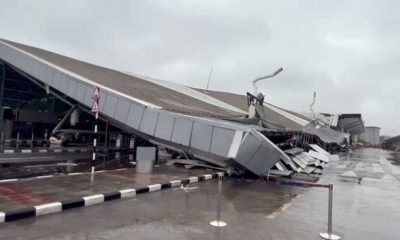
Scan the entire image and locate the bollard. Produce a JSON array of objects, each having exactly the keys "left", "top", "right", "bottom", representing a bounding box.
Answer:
[
  {"left": 0, "top": 131, "right": 3, "bottom": 149},
  {"left": 31, "top": 132, "right": 34, "bottom": 148},
  {"left": 210, "top": 175, "right": 227, "bottom": 227},
  {"left": 319, "top": 184, "right": 340, "bottom": 240}
]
